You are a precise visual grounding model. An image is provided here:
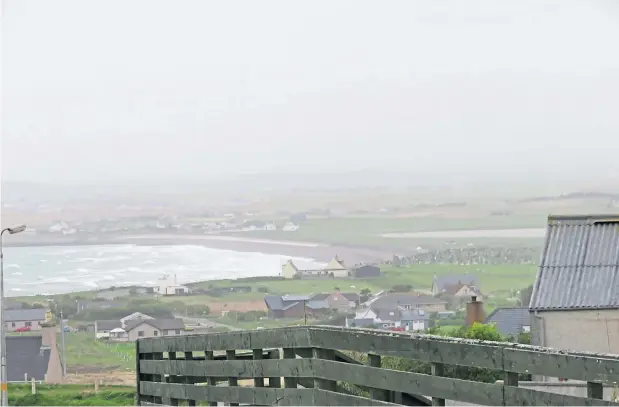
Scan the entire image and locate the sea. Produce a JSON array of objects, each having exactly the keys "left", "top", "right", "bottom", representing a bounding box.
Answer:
[{"left": 2, "top": 244, "right": 324, "bottom": 297}]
